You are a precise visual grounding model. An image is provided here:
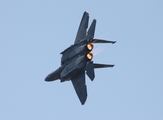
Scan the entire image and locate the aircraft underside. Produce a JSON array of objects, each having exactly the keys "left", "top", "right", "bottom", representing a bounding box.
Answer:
[{"left": 45, "top": 11, "right": 115, "bottom": 105}]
